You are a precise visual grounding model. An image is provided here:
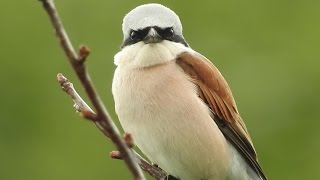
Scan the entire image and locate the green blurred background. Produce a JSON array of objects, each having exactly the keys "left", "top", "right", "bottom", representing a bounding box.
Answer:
[{"left": 0, "top": 0, "right": 319, "bottom": 179}]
